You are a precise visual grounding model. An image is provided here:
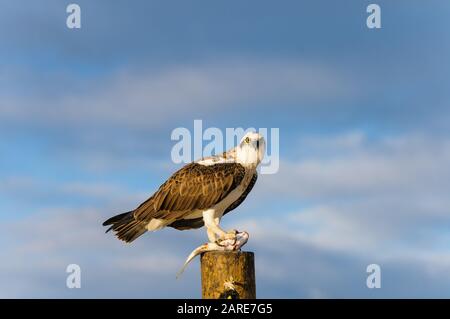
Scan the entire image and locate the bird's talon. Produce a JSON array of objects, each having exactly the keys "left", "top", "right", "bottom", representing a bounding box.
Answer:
[
  {"left": 224, "top": 229, "right": 238, "bottom": 240},
  {"left": 227, "top": 229, "right": 239, "bottom": 239},
  {"left": 216, "top": 238, "right": 236, "bottom": 247}
]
